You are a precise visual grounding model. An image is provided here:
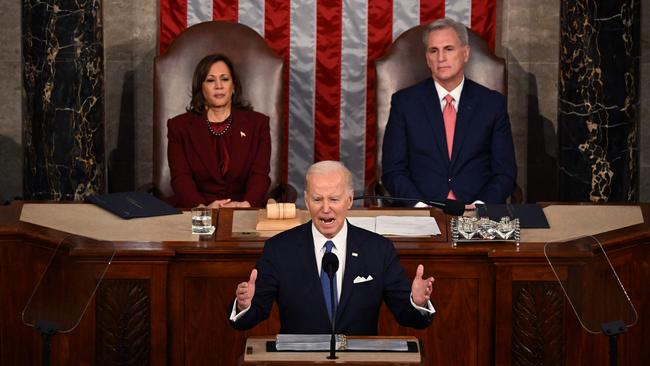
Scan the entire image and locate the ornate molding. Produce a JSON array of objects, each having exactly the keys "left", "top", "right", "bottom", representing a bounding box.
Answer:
[
  {"left": 96, "top": 279, "right": 150, "bottom": 365},
  {"left": 512, "top": 282, "right": 564, "bottom": 365}
]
